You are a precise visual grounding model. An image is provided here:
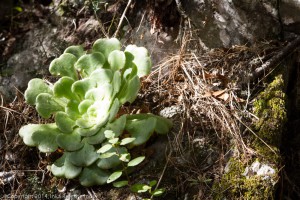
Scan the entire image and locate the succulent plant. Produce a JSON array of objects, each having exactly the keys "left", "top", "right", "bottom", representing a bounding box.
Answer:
[{"left": 19, "top": 38, "right": 172, "bottom": 186}]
